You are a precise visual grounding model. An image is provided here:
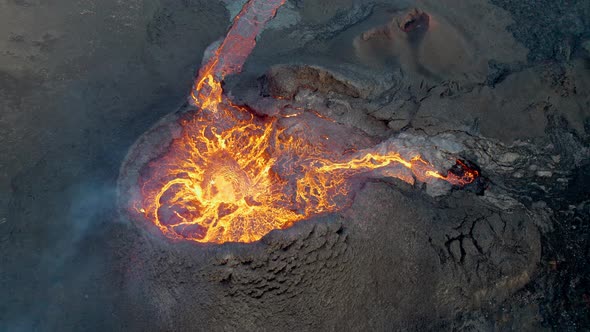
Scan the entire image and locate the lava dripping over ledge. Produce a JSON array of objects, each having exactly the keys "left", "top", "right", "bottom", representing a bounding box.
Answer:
[{"left": 133, "top": 0, "right": 480, "bottom": 244}]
